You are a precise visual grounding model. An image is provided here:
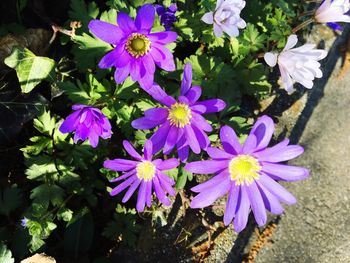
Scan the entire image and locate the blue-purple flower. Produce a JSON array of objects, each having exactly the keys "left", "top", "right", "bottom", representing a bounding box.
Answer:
[
  {"left": 104, "top": 140, "right": 179, "bottom": 212},
  {"left": 59, "top": 105, "right": 112, "bottom": 148},
  {"left": 156, "top": 3, "right": 177, "bottom": 30},
  {"left": 21, "top": 217, "right": 28, "bottom": 228},
  {"left": 88, "top": 4, "right": 177, "bottom": 90},
  {"left": 131, "top": 63, "right": 226, "bottom": 162},
  {"left": 185, "top": 116, "right": 309, "bottom": 232}
]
